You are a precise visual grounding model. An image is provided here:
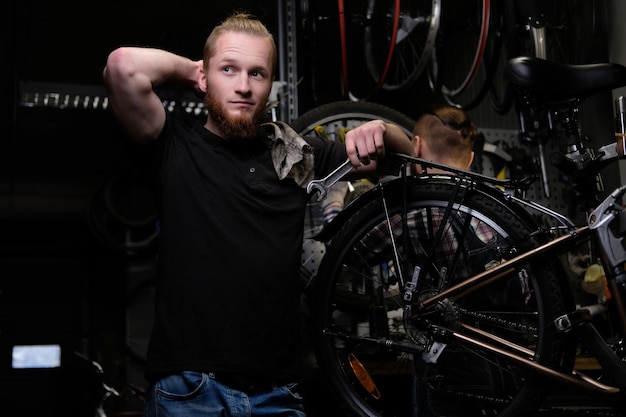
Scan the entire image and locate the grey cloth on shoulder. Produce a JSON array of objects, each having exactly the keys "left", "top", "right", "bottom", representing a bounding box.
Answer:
[{"left": 263, "top": 121, "right": 315, "bottom": 187}]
